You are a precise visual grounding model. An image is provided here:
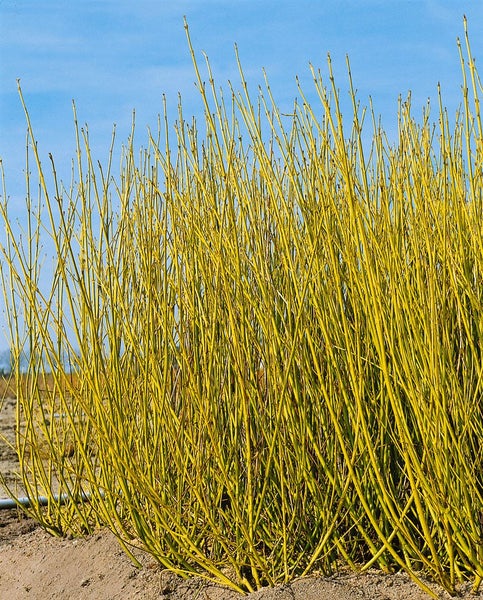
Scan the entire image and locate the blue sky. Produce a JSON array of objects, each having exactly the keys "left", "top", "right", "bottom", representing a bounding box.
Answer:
[{"left": 0, "top": 0, "right": 482, "bottom": 353}]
